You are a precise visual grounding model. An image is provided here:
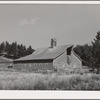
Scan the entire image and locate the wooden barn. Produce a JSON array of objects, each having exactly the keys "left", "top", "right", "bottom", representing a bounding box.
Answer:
[
  {"left": 13, "top": 38, "right": 82, "bottom": 71},
  {"left": 0, "top": 56, "right": 13, "bottom": 68}
]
